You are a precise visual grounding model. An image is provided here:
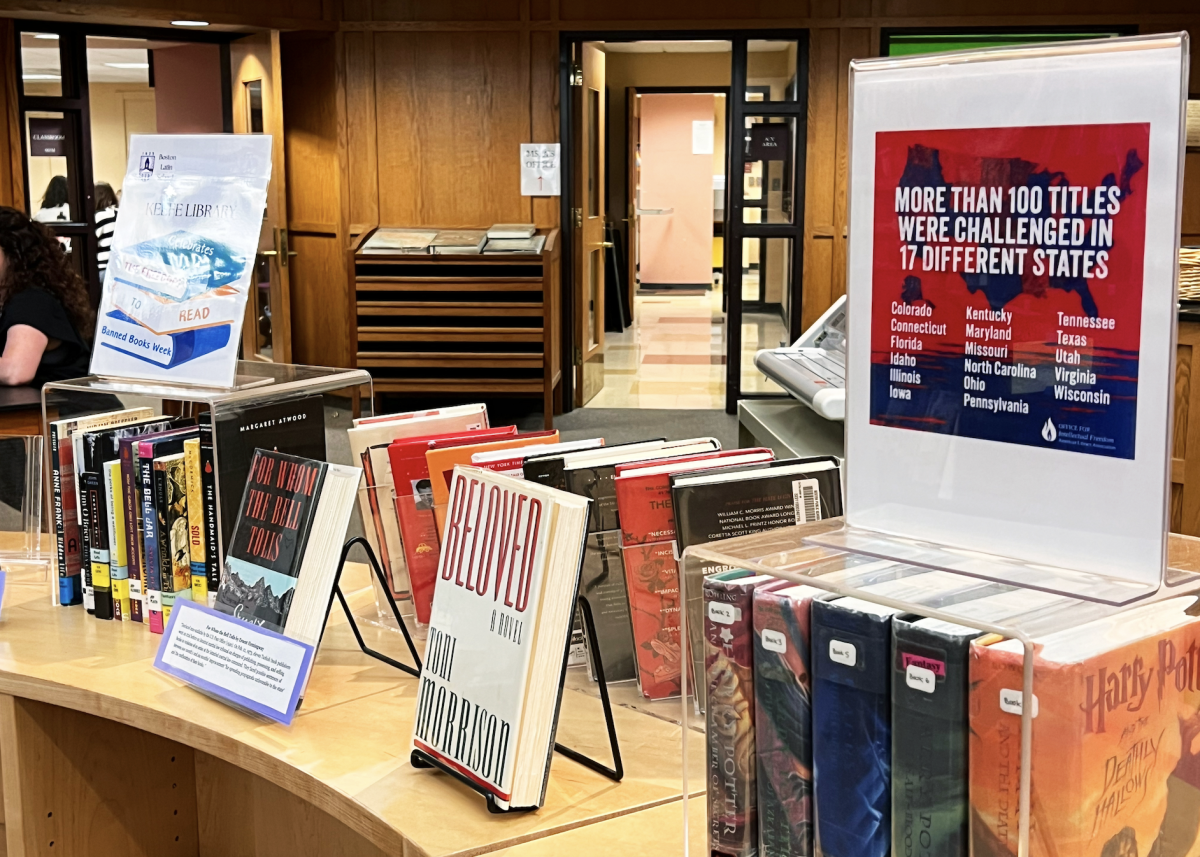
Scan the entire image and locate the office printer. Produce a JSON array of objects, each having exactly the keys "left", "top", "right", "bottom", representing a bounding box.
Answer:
[{"left": 754, "top": 295, "right": 846, "bottom": 421}]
